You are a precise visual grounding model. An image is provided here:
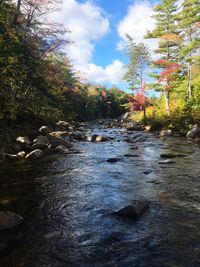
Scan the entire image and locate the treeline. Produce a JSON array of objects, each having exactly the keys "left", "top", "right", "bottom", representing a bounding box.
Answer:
[
  {"left": 124, "top": 0, "right": 200, "bottom": 132},
  {"left": 0, "top": 0, "right": 127, "bottom": 125}
]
